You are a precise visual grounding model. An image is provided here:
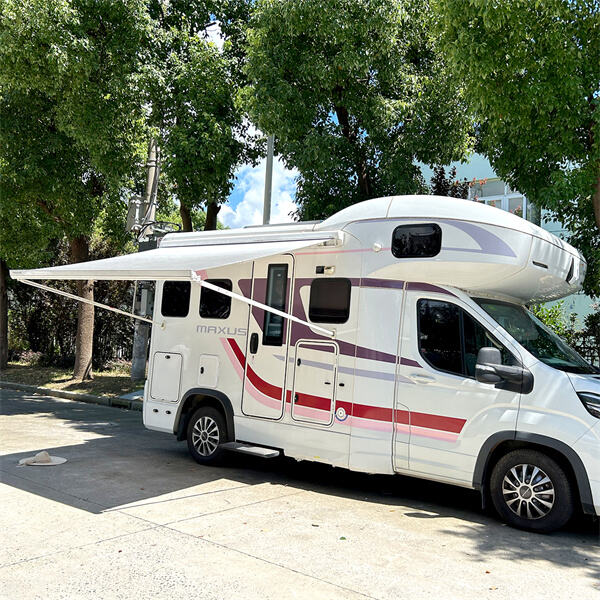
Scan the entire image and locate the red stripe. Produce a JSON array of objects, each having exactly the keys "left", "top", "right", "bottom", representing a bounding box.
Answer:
[
  {"left": 295, "top": 392, "right": 331, "bottom": 411},
  {"left": 228, "top": 338, "right": 246, "bottom": 368},
  {"left": 225, "top": 338, "right": 465, "bottom": 434},
  {"left": 410, "top": 411, "right": 466, "bottom": 434}
]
